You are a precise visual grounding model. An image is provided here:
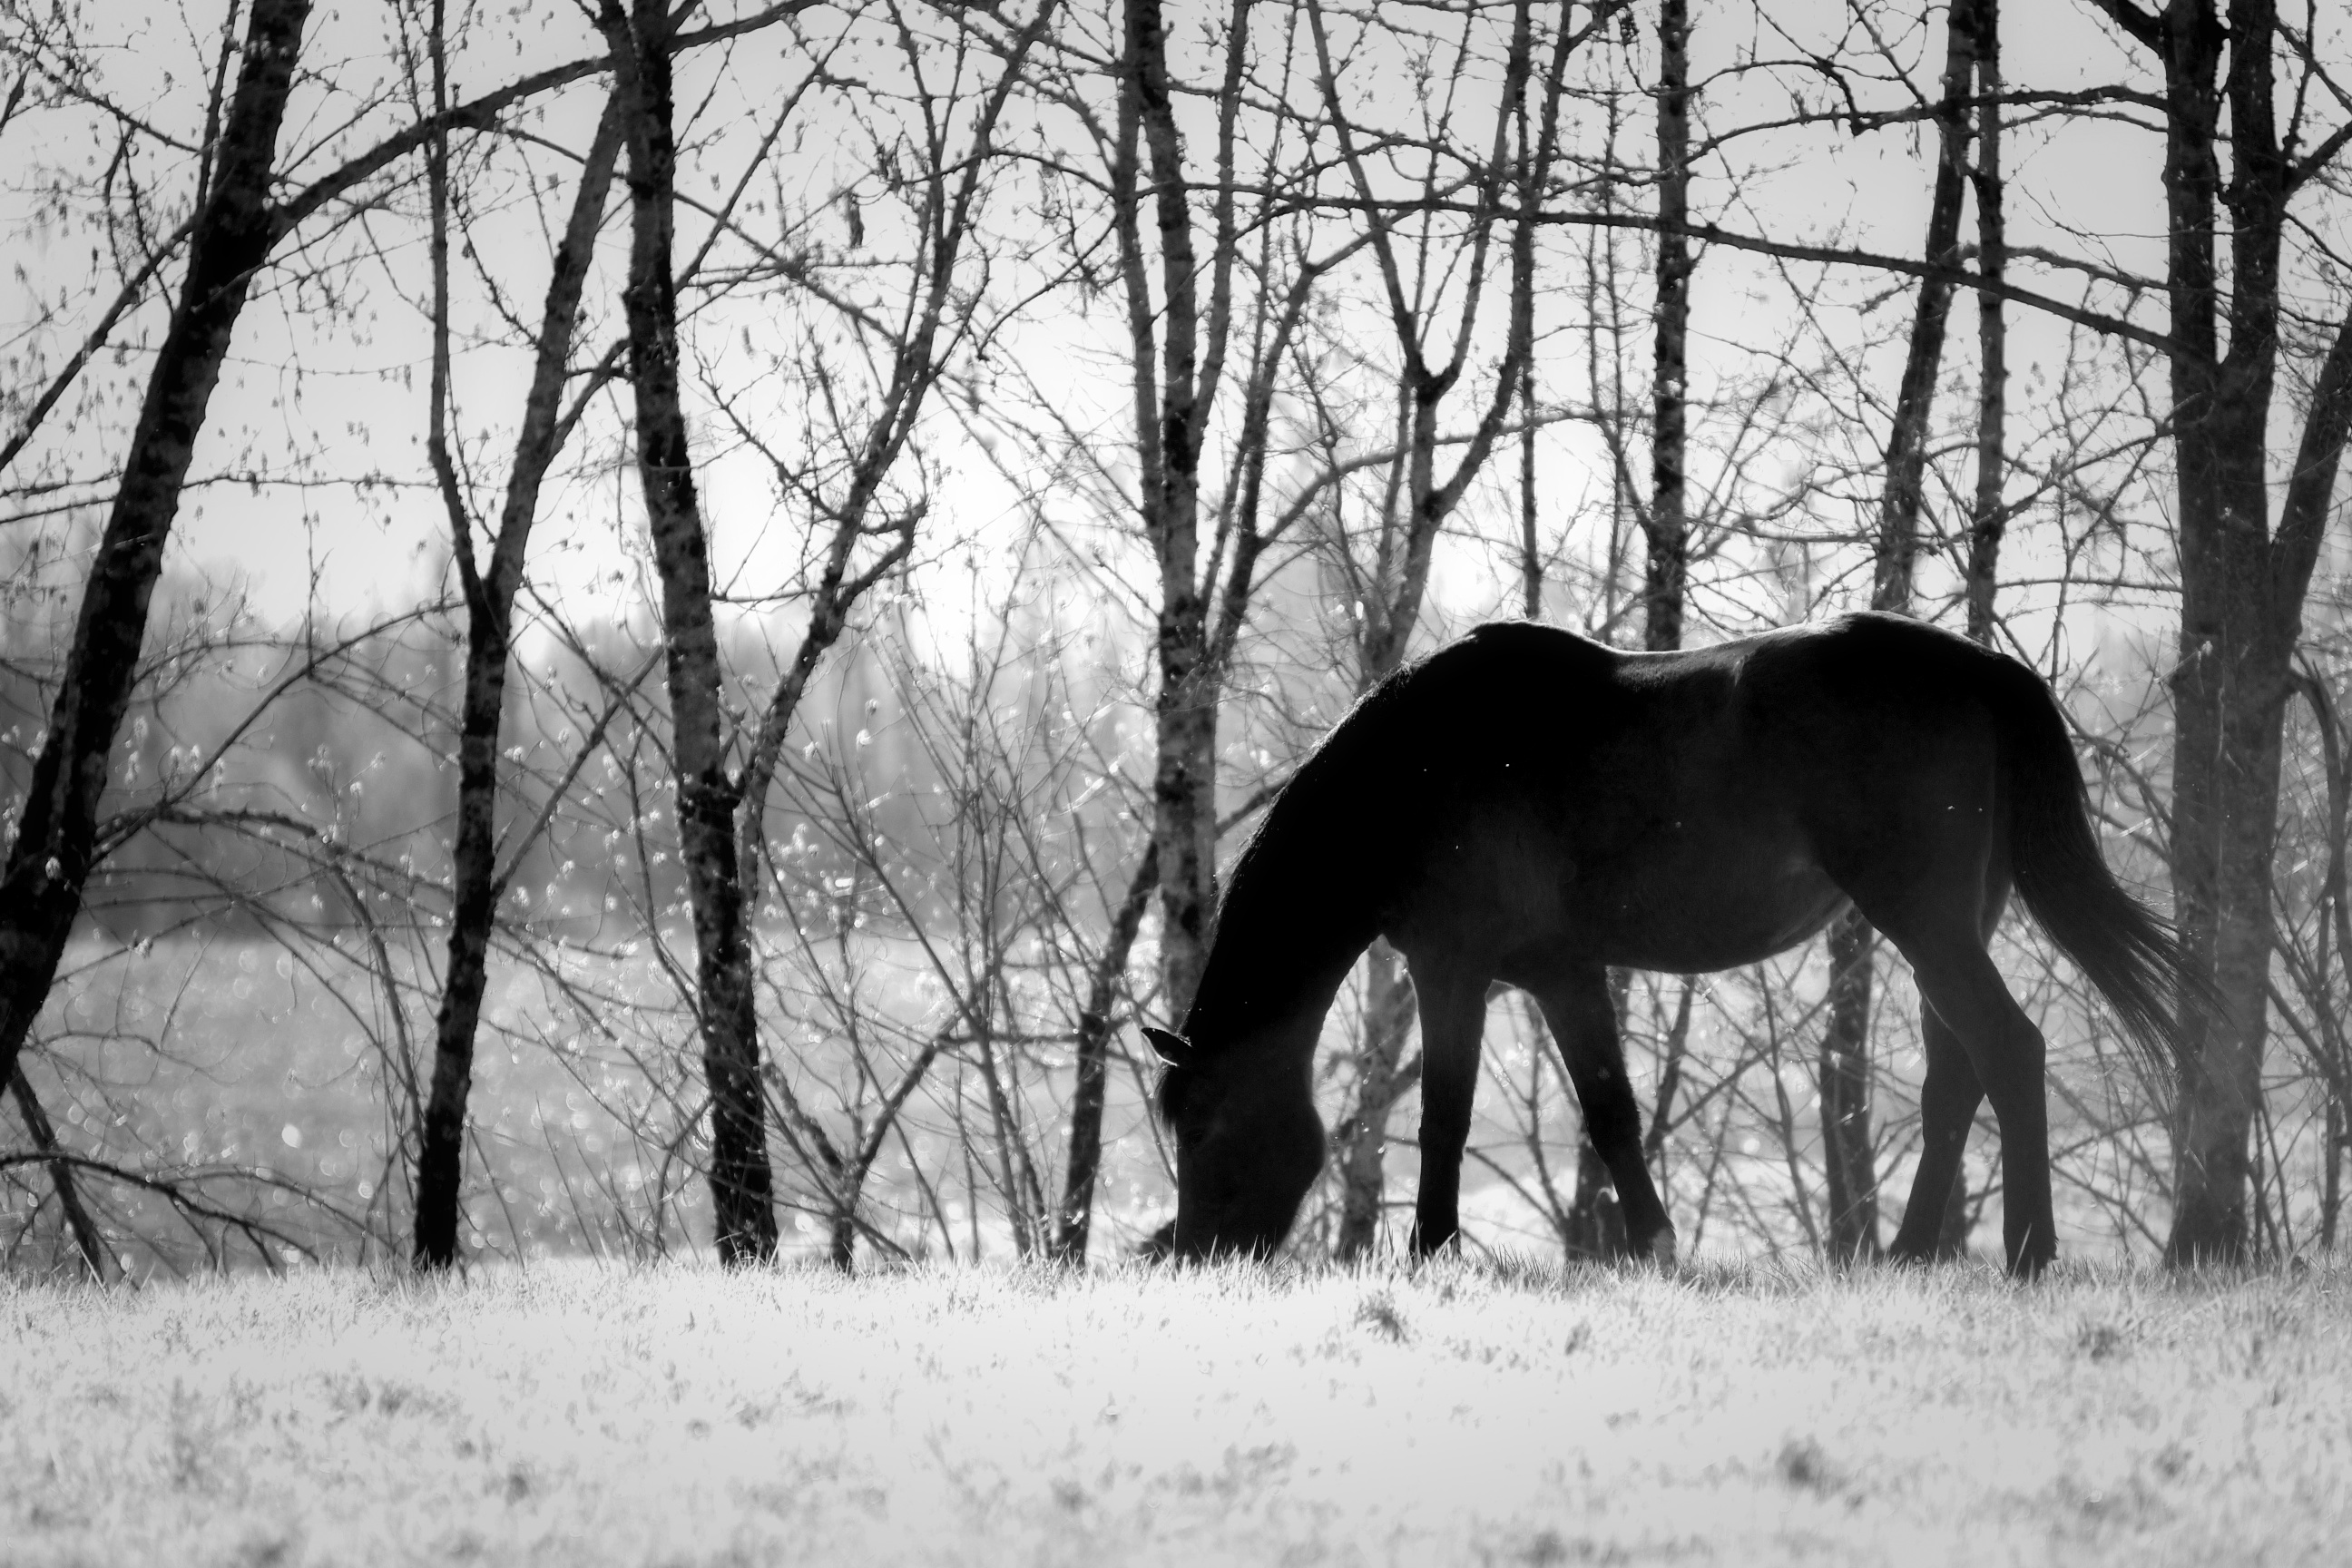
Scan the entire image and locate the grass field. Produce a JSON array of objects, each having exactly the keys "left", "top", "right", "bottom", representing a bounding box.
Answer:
[{"left": 4, "top": 1258, "right": 2347, "bottom": 1566}]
